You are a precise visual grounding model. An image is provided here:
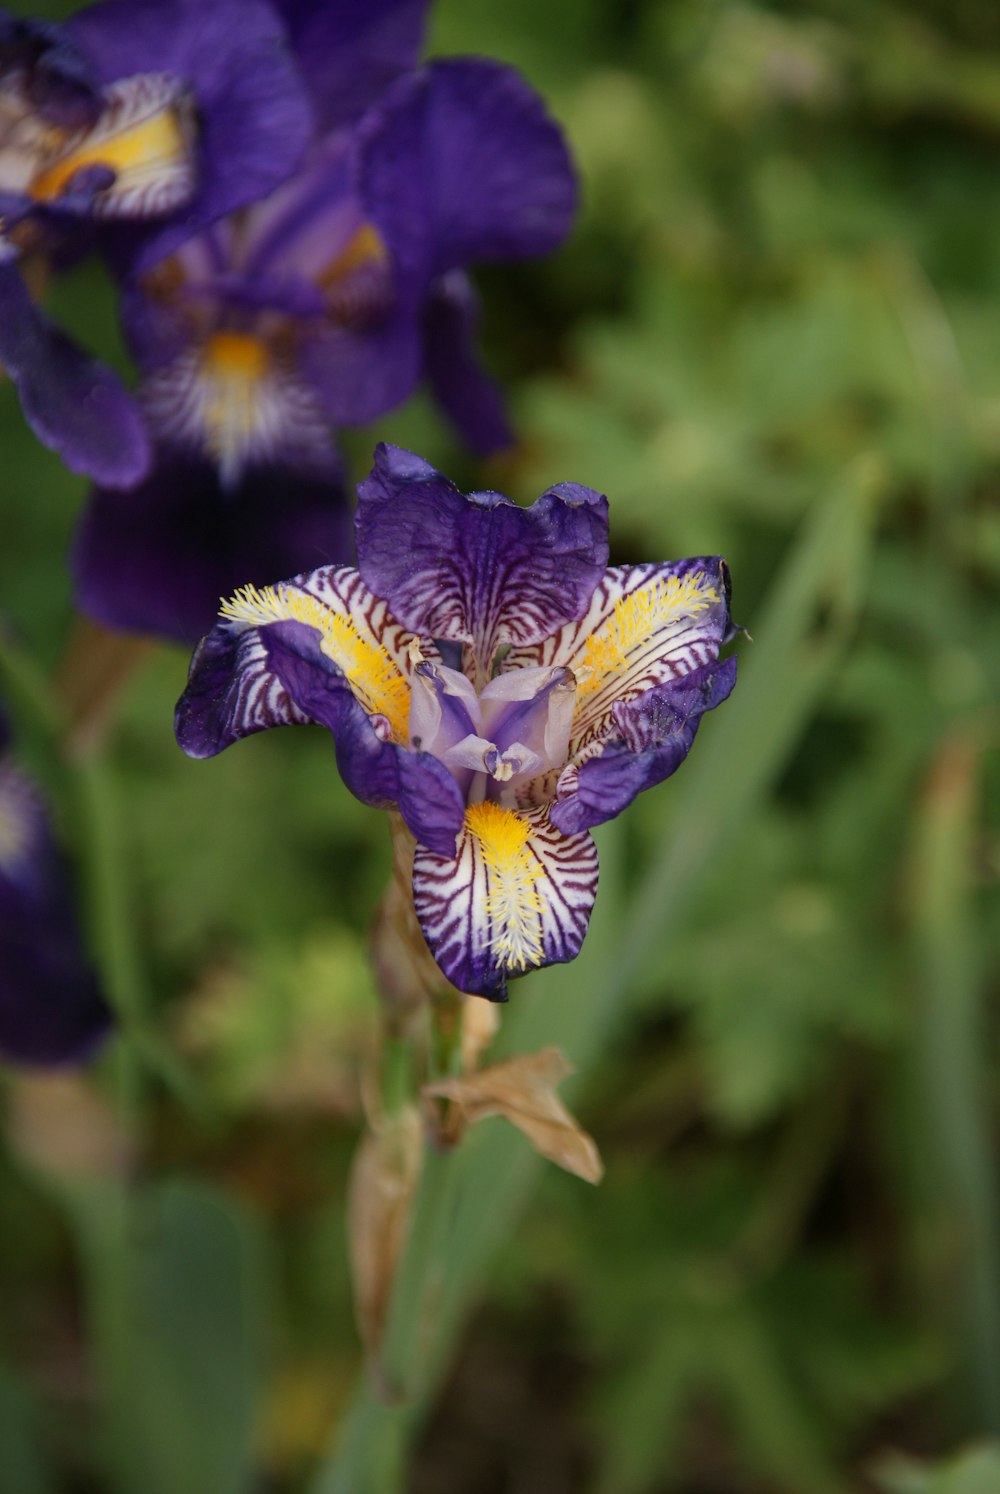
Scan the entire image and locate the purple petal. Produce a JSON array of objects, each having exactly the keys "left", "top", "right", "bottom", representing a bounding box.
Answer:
[
  {"left": 358, "top": 57, "right": 577, "bottom": 287},
  {"left": 550, "top": 658, "right": 737, "bottom": 836},
  {"left": 422, "top": 271, "right": 513, "bottom": 455},
  {"left": 0, "top": 762, "right": 111, "bottom": 1067},
  {"left": 72, "top": 455, "right": 351, "bottom": 644},
  {"left": 0, "top": 15, "right": 102, "bottom": 129},
  {"left": 69, "top": 0, "right": 312, "bottom": 269},
  {"left": 412, "top": 803, "right": 598, "bottom": 1000},
  {"left": 175, "top": 616, "right": 328, "bottom": 758},
  {"left": 356, "top": 443, "right": 609, "bottom": 678},
  {"left": 274, "top": 0, "right": 429, "bottom": 131},
  {"left": 297, "top": 313, "right": 423, "bottom": 427},
  {"left": 0, "top": 254, "right": 150, "bottom": 487}
]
